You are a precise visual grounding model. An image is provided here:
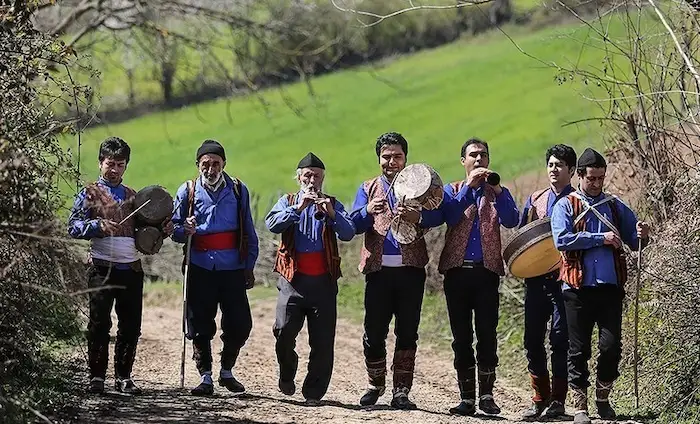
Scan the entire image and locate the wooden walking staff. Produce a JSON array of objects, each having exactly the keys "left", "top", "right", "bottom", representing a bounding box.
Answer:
[
  {"left": 633, "top": 235, "right": 644, "bottom": 409},
  {"left": 180, "top": 233, "right": 192, "bottom": 389}
]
